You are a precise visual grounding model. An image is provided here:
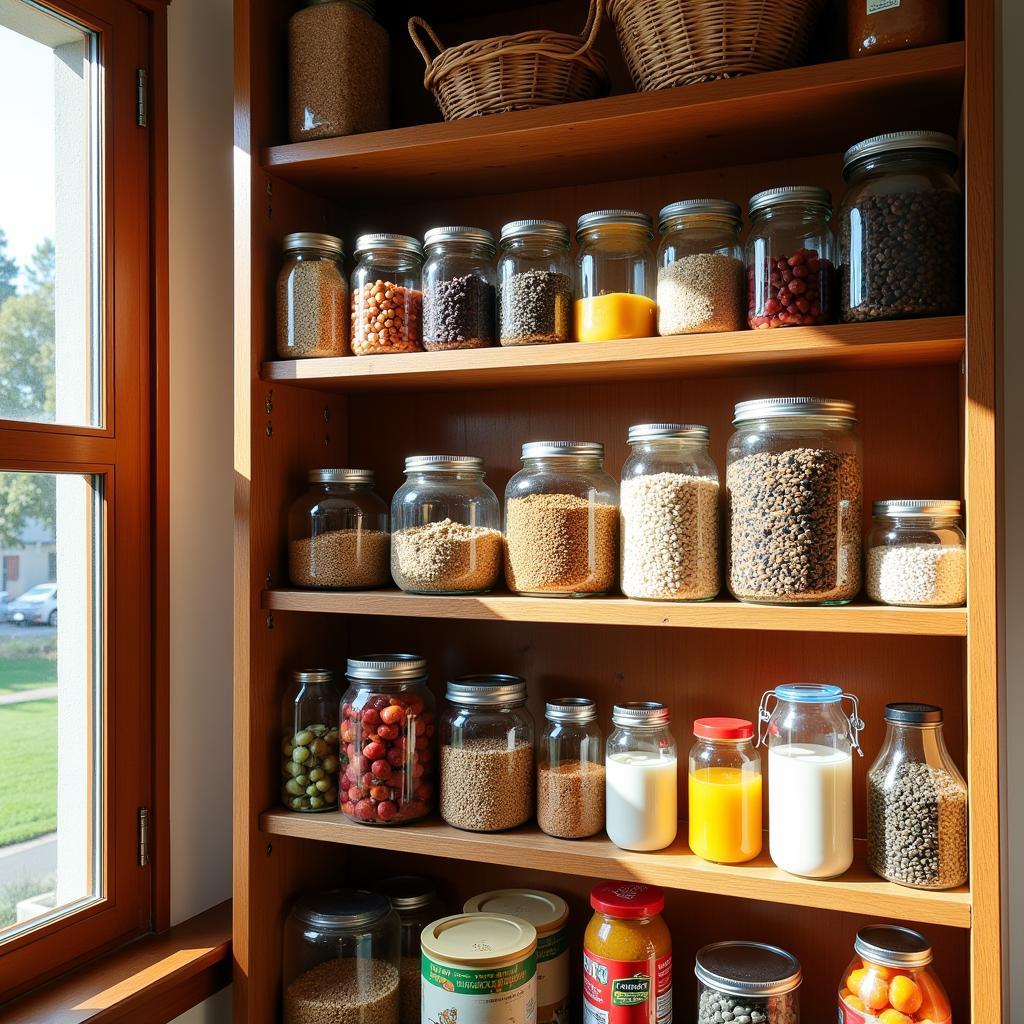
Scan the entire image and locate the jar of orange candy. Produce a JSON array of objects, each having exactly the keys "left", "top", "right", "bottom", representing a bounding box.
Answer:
[{"left": 839, "top": 925, "right": 952, "bottom": 1024}]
